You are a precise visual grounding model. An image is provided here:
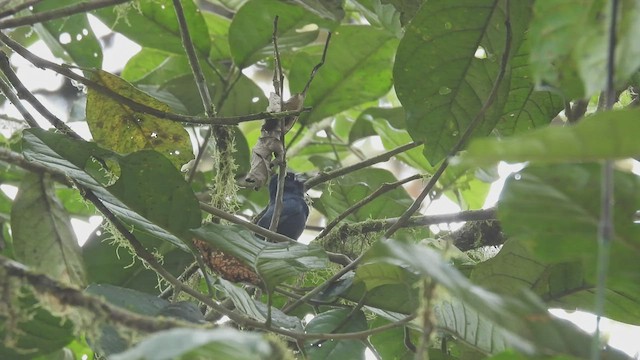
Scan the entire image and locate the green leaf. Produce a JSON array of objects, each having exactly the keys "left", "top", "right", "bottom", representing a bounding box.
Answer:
[
  {"left": 93, "top": 0, "right": 210, "bottom": 56},
  {"left": 350, "top": 0, "right": 403, "bottom": 37},
  {"left": 304, "top": 309, "right": 368, "bottom": 360},
  {"left": 530, "top": 0, "right": 640, "bottom": 99},
  {"left": 498, "top": 164, "right": 640, "bottom": 296},
  {"left": 202, "top": 12, "right": 232, "bottom": 61},
  {"left": 86, "top": 284, "right": 169, "bottom": 315},
  {"left": 379, "top": 0, "right": 424, "bottom": 25},
  {"left": 286, "top": 0, "right": 345, "bottom": 22},
  {"left": 374, "top": 239, "right": 630, "bottom": 358},
  {"left": 85, "top": 284, "right": 170, "bottom": 355},
  {"left": 496, "top": 36, "right": 563, "bottom": 135},
  {"left": 11, "top": 173, "right": 86, "bottom": 287},
  {"left": 315, "top": 168, "right": 413, "bottom": 221},
  {"left": 472, "top": 240, "right": 640, "bottom": 325},
  {"left": 289, "top": 25, "right": 398, "bottom": 124},
  {"left": 86, "top": 70, "right": 194, "bottom": 169},
  {"left": 215, "top": 278, "right": 303, "bottom": 331},
  {"left": 369, "top": 316, "right": 414, "bottom": 360},
  {"left": 110, "top": 328, "right": 274, "bottom": 360},
  {"left": 32, "top": 0, "right": 102, "bottom": 68},
  {"left": 22, "top": 129, "right": 201, "bottom": 251},
  {"left": 0, "top": 290, "right": 75, "bottom": 360},
  {"left": 228, "top": 0, "right": 333, "bottom": 68},
  {"left": 191, "top": 223, "right": 328, "bottom": 292},
  {"left": 82, "top": 223, "right": 193, "bottom": 293},
  {"left": 394, "top": 0, "right": 531, "bottom": 165},
  {"left": 458, "top": 108, "right": 640, "bottom": 167}
]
